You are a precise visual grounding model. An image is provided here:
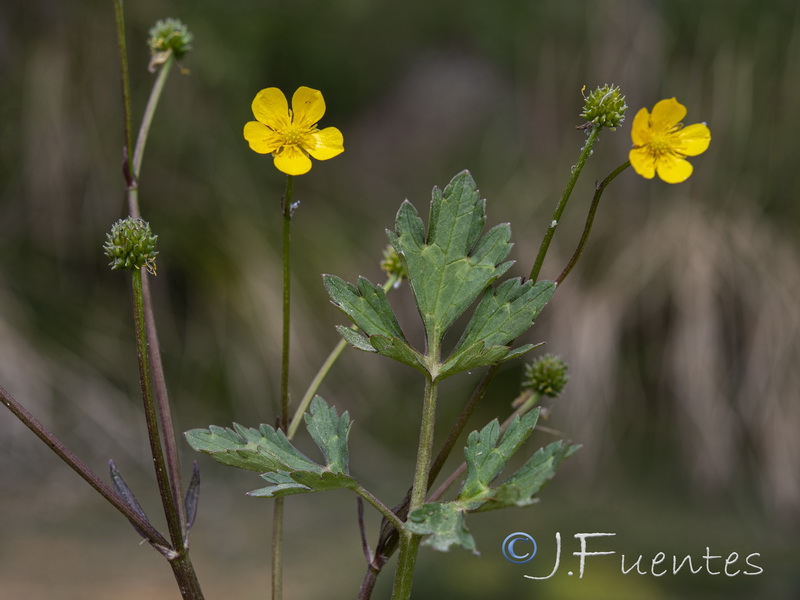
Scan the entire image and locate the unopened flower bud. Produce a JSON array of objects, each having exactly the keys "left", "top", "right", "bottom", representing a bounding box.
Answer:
[
  {"left": 103, "top": 217, "right": 158, "bottom": 275},
  {"left": 380, "top": 245, "right": 407, "bottom": 283},
  {"left": 522, "top": 354, "right": 569, "bottom": 398},
  {"left": 580, "top": 84, "right": 627, "bottom": 130}
]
